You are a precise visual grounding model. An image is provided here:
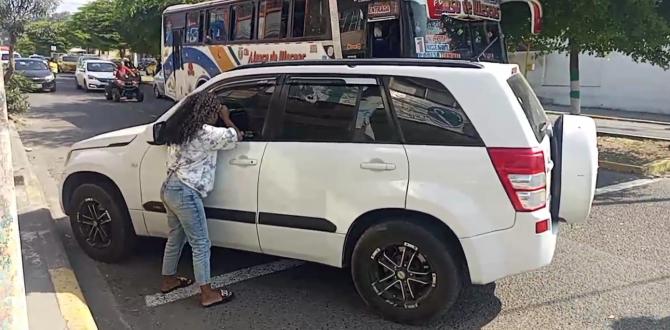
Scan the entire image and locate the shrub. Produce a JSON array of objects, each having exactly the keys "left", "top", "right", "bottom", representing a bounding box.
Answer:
[{"left": 4, "top": 74, "right": 32, "bottom": 115}]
